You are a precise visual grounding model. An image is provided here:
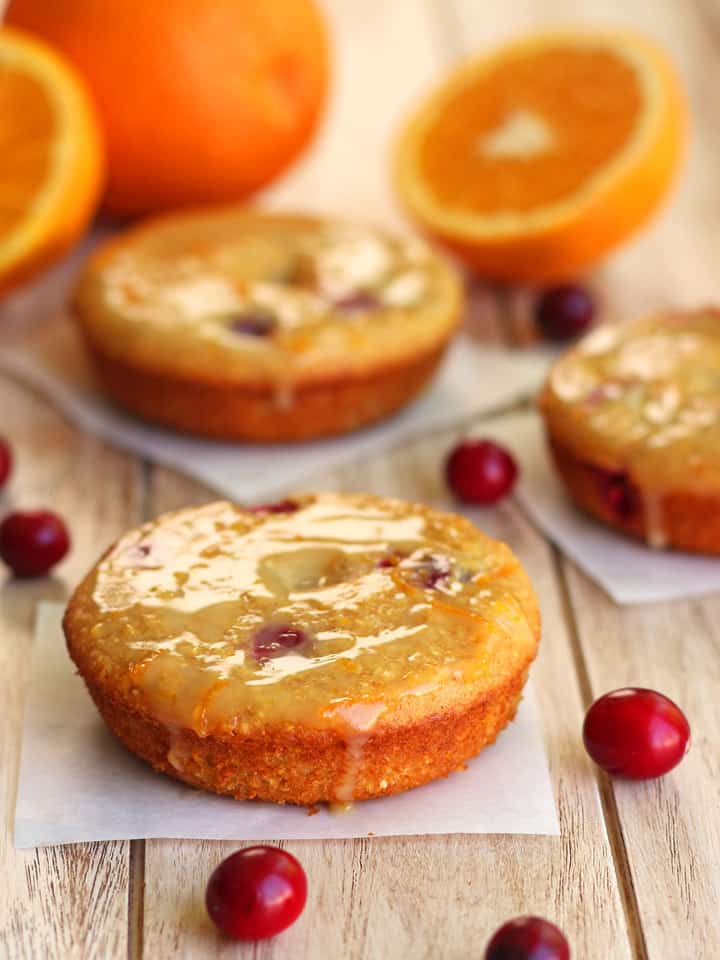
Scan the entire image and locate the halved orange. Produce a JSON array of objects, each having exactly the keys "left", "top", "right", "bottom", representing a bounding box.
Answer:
[
  {"left": 0, "top": 27, "right": 104, "bottom": 295},
  {"left": 394, "top": 30, "right": 687, "bottom": 283}
]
